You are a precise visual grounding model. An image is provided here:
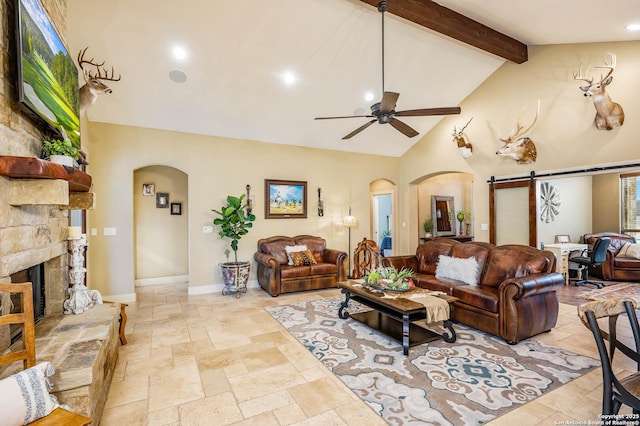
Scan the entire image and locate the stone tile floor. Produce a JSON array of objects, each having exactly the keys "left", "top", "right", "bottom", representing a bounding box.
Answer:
[{"left": 99, "top": 283, "right": 634, "bottom": 425}]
